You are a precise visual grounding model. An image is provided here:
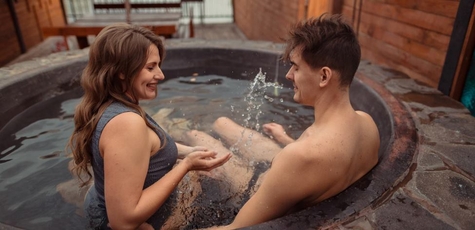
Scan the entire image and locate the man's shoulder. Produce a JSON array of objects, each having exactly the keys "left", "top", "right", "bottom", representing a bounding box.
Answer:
[
  {"left": 355, "top": 111, "right": 378, "bottom": 131},
  {"left": 276, "top": 139, "right": 338, "bottom": 166}
]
